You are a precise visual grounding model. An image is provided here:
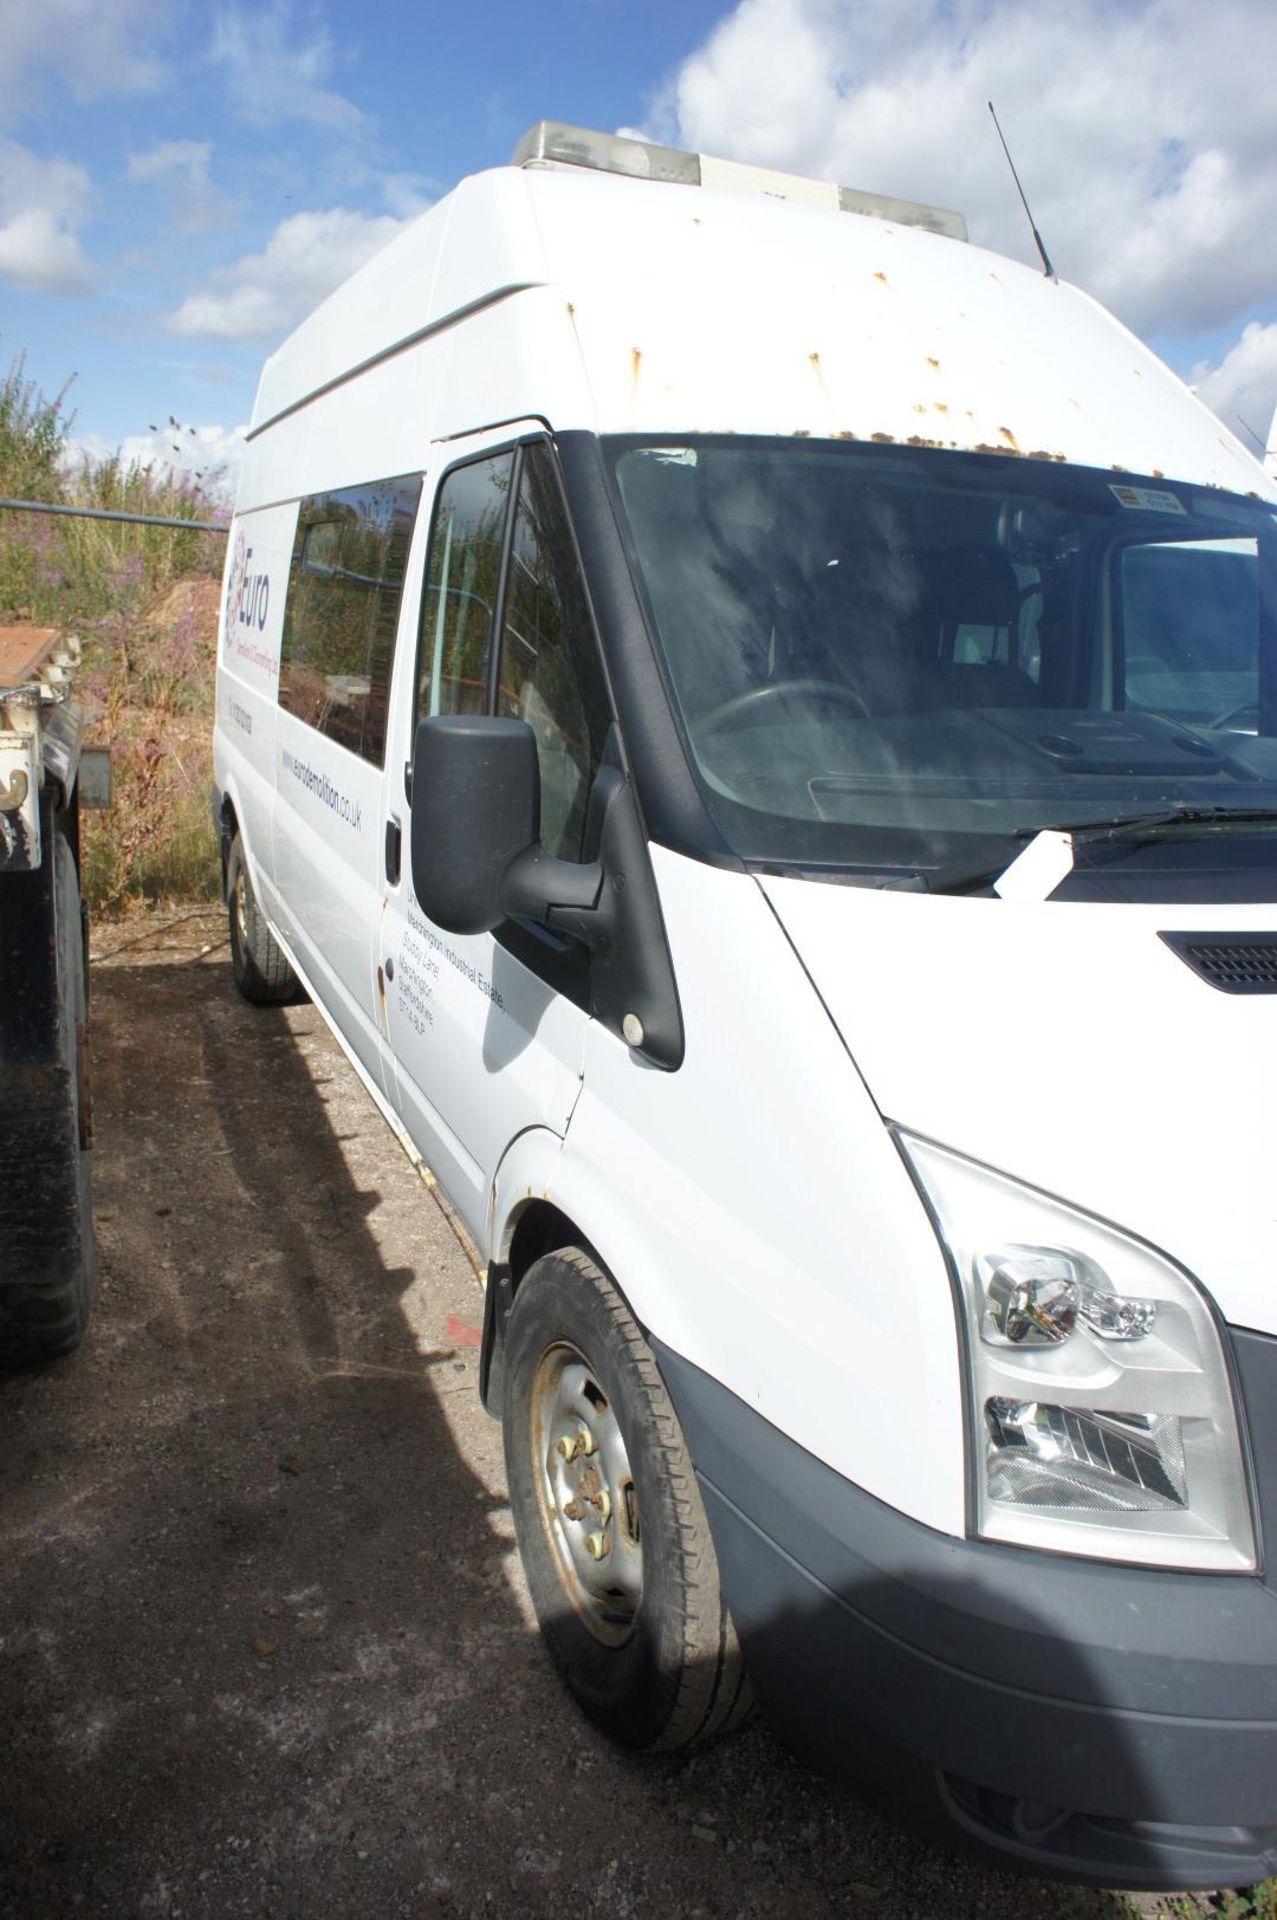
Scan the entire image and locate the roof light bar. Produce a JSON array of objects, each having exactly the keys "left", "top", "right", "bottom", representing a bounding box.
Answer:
[{"left": 511, "top": 120, "right": 967, "bottom": 242}]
